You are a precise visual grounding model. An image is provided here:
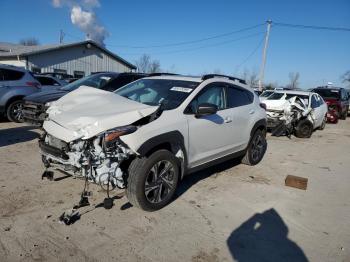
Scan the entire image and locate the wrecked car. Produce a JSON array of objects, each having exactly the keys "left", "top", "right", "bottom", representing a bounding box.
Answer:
[
  {"left": 39, "top": 74, "right": 267, "bottom": 211},
  {"left": 263, "top": 90, "right": 327, "bottom": 138}
]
